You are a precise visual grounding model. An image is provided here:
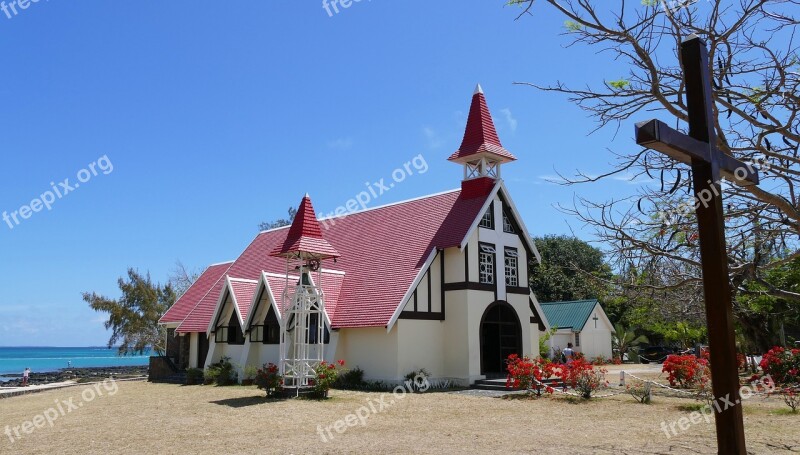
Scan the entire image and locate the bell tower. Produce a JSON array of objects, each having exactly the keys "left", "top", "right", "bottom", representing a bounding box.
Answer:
[
  {"left": 449, "top": 84, "right": 517, "bottom": 198},
  {"left": 269, "top": 194, "right": 340, "bottom": 395}
]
